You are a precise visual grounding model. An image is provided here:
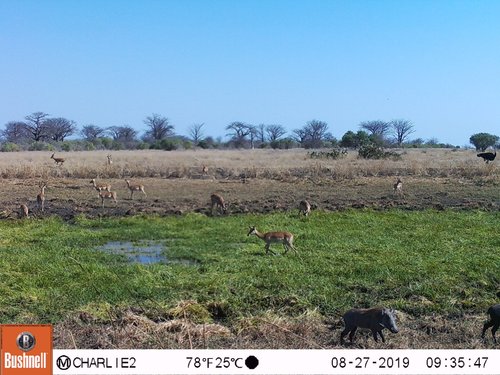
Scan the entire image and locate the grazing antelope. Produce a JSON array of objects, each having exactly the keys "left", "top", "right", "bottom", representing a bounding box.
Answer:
[
  {"left": 37, "top": 182, "right": 47, "bottom": 212},
  {"left": 393, "top": 178, "right": 403, "bottom": 197},
  {"left": 210, "top": 193, "right": 227, "bottom": 215},
  {"left": 125, "top": 180, "right": 147, "bottom": 199},
  {"left": 299, "top": 200, "right": 311, "bottom": 217},
  {"left": 90, "top": 178, "right": 111, "bottom": 193},
  {"left": 247, "top": 226, "right": 296, "bottom": 255},
  {"left": 51, "top": 153, "right": 65, "bottom": 166},
  {"left": 19, "top": 204, "right": 29, "bottom": 218},
  {"left": 107, "top": 154, "right": 113, "bottom": 165},
  {"left": 340, "top": 307, "right": 399, "bottom": 344},
  {"left": 99, "top": 190, "right": 117, "bottom": 208}
]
